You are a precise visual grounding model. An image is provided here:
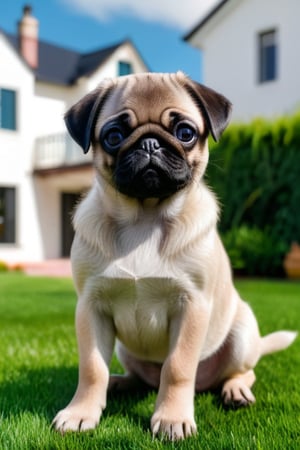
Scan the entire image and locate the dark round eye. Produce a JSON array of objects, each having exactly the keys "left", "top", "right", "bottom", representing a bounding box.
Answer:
[
  {"left": 175, "top": 122, "right": 197, "bottom": 143},
  {"left": 104, "top": 128, "right": 124, "bottom": 149}
]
